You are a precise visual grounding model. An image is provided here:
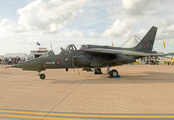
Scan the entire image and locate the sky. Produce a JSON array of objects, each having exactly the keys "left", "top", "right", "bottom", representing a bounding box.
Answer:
[{"left": 0, "top": 0, "right": 174, "bottom": 55}]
